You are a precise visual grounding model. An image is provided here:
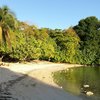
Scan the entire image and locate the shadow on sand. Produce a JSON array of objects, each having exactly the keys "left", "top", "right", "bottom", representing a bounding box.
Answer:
[{"left": 0, "top": 67, "right": 82, "bottom": 100}]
